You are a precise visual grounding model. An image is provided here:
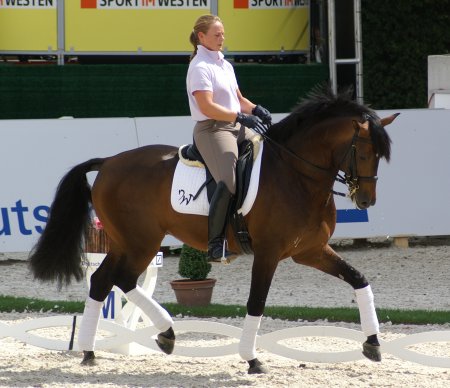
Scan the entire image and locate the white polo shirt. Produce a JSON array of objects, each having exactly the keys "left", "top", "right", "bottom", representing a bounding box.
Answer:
[{"left": 186, "top": 45, "right": 241, "bottom": 122}]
